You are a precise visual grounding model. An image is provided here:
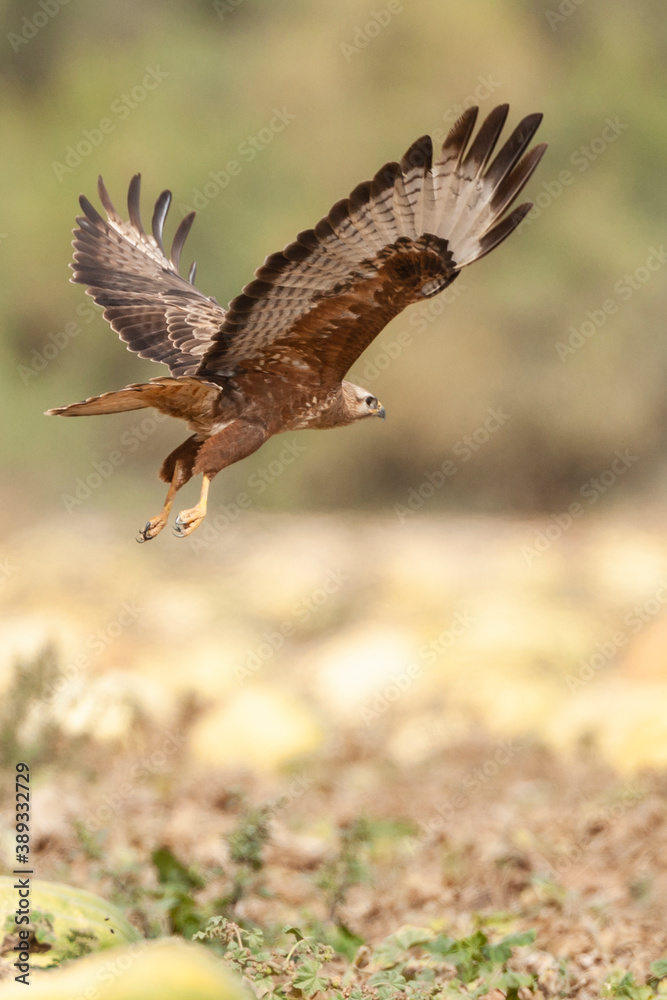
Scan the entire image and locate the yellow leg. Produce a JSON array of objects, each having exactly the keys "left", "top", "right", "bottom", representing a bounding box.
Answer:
[
  {"left": 173, "top": 475, "right": 211, "bottom": 538},
  {"left": 137, "top": 474, "right": 181, "bottom": 543}
]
